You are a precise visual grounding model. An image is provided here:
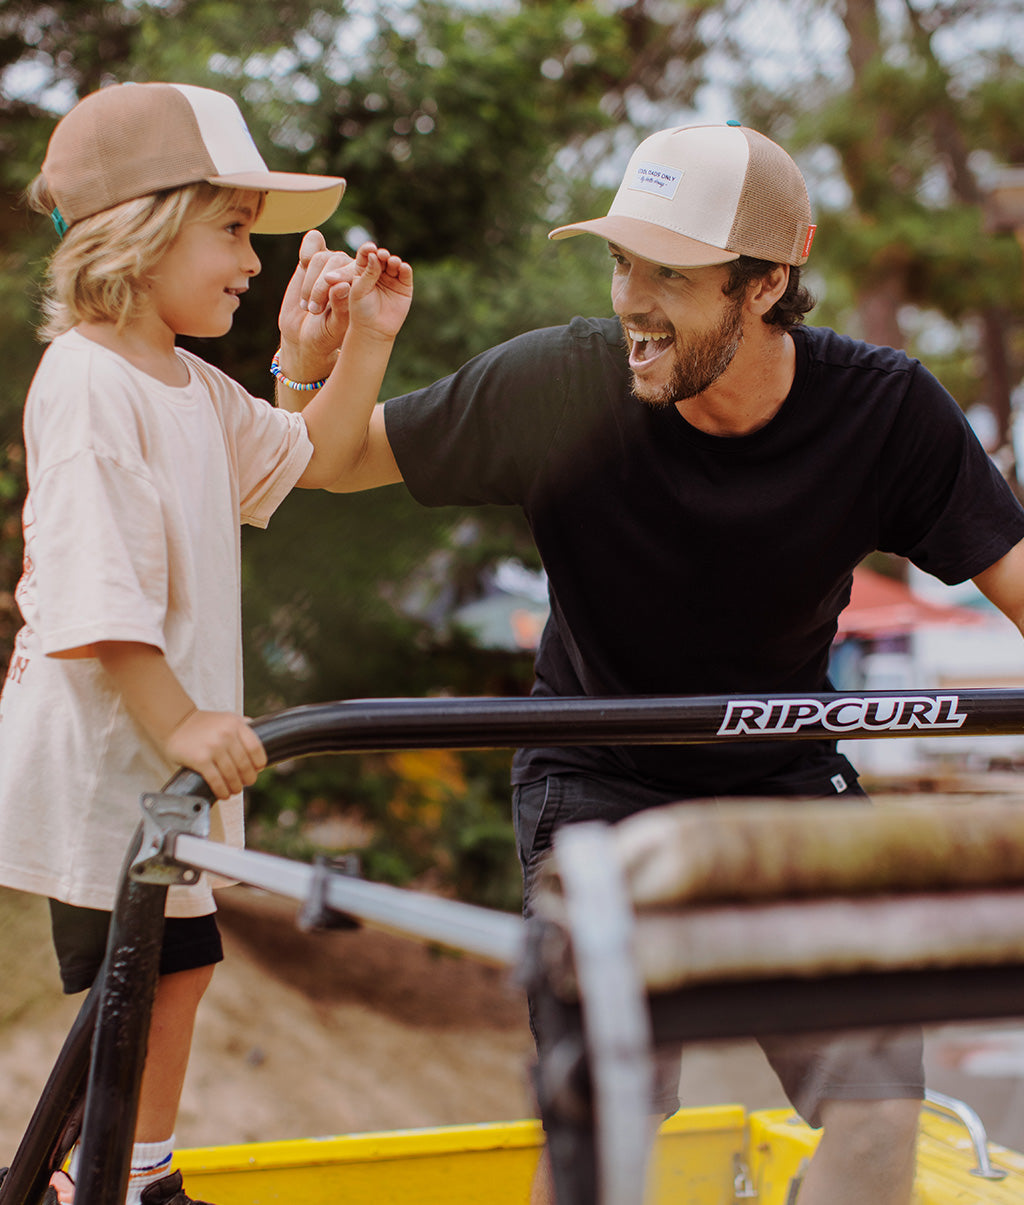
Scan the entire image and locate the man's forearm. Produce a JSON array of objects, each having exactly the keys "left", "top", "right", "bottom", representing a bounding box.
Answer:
[{"left": 296, "top": 327, "right": 396, "bottom": 488}]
